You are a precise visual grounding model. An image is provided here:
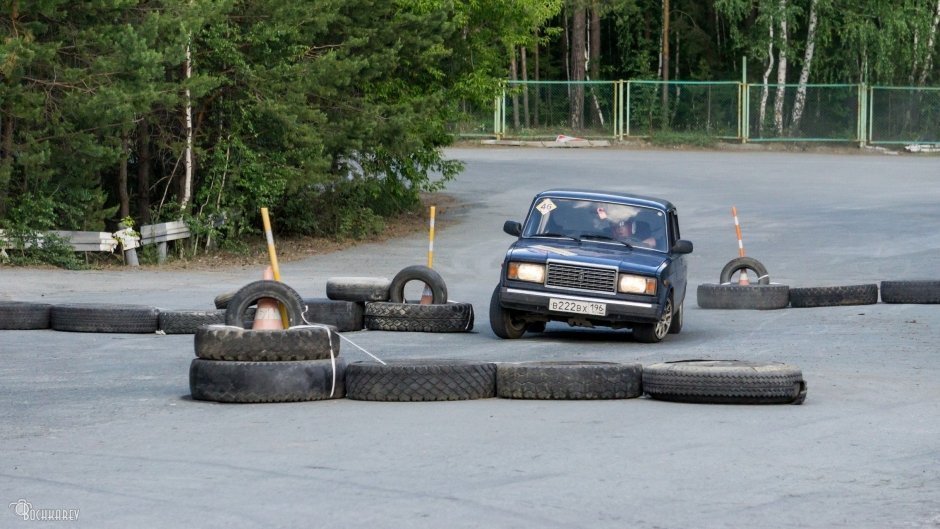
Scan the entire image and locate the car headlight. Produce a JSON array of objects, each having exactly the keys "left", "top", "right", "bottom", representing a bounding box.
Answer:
[
  {"left": 507, "top": 262, "right": 546, "bottom": 283},
  {"left": 618, "top": 274, "right": 657, "bottom": 295}
]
